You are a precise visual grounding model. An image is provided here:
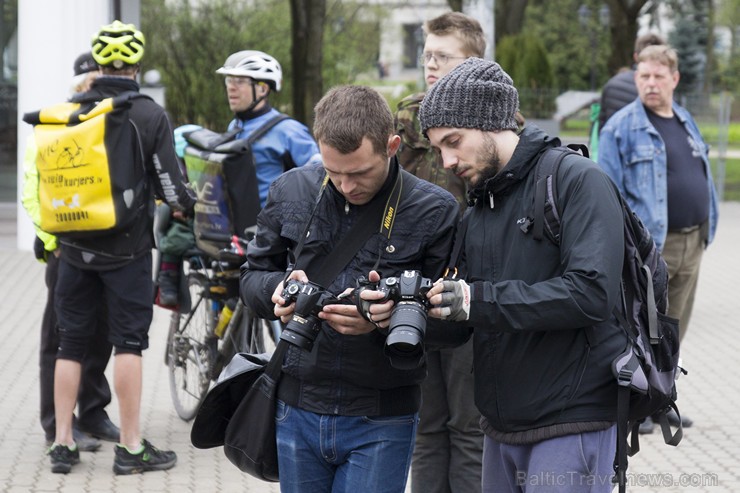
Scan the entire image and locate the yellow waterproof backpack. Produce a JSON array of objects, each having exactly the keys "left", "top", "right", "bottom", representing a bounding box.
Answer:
[{"left": 23, "top": 92, "right": 149, "bottom": 237}]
